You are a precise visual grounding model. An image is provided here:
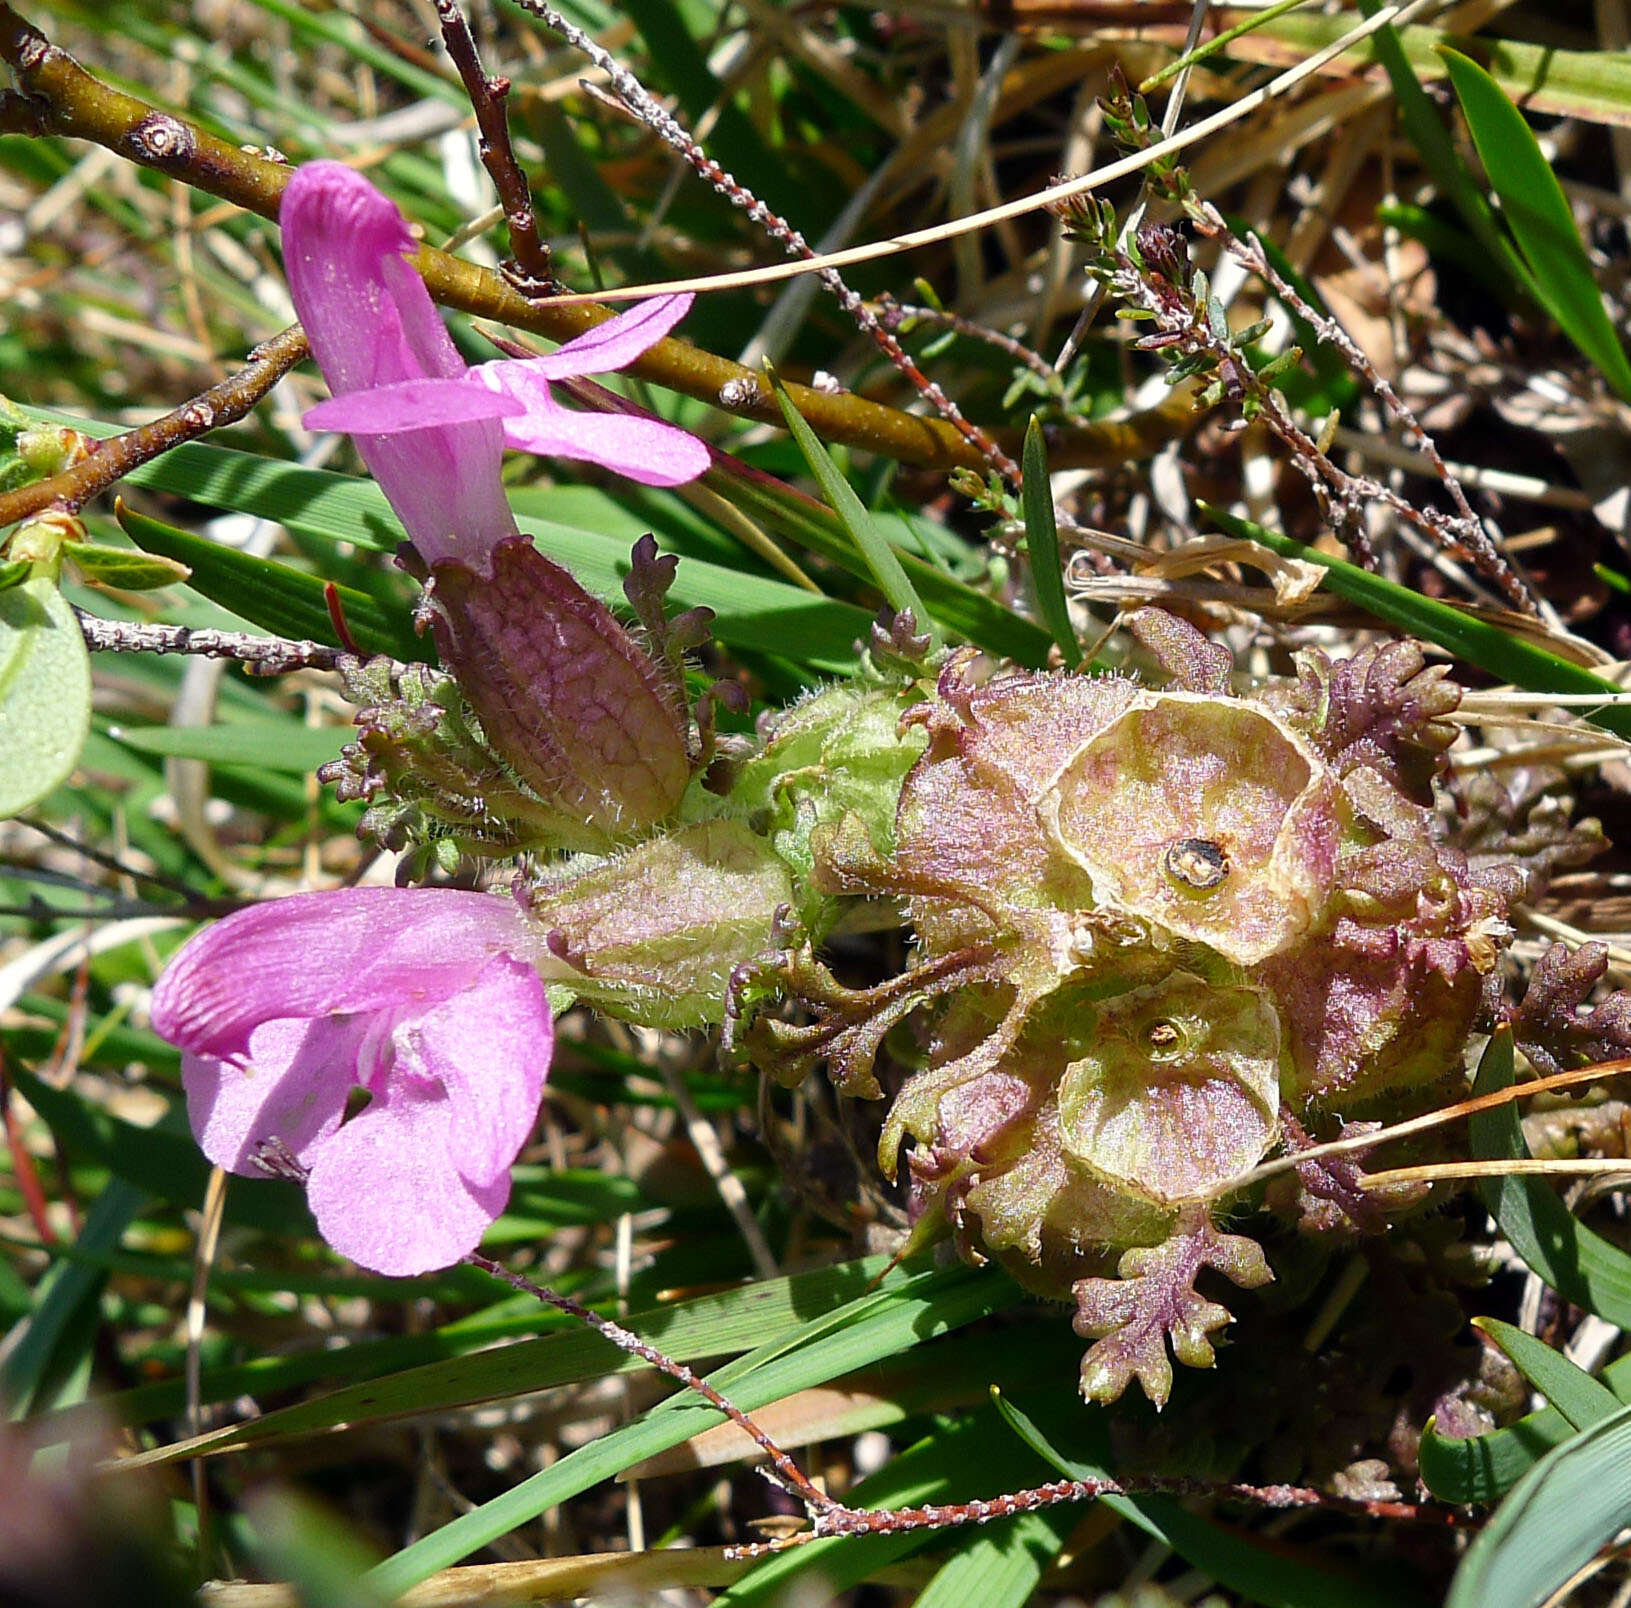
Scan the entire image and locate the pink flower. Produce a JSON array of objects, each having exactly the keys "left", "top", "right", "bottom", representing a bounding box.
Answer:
[
  {"left": 280, "top": 161, "right": 708, "bottom": 572},
  {"left": 151, "top": 887, "right": 552, "bottom": 1276}
]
